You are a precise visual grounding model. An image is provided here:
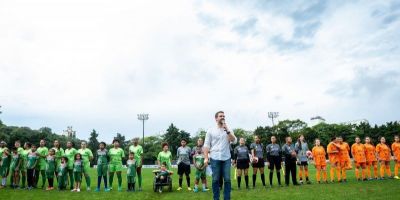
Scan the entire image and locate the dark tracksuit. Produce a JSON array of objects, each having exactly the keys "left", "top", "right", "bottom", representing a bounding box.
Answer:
[{"left": 282, "top": 143, "right": 298, "bottom": 186}]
